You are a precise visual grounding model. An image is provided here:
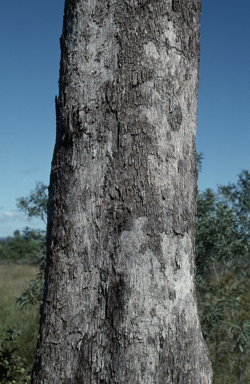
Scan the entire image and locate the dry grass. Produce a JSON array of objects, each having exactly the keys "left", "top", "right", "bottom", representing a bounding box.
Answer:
[{"left": 0, "top": 262, "right": 37, "bottom": 296}]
